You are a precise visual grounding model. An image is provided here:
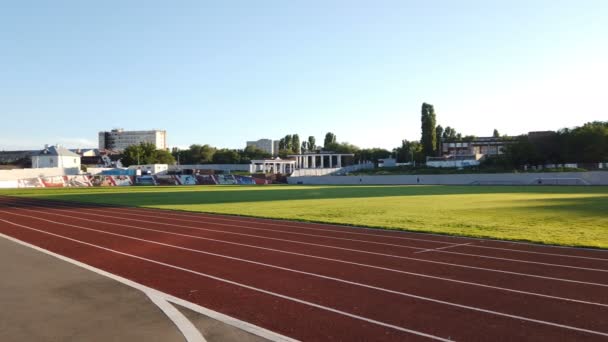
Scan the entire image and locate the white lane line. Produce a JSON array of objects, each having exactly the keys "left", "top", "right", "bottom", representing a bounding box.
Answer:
[
  {"left": 0, "top": 232, "right": 296, "bottom": 342},
  {"left": 45, "top": 204, "right": 433, "bottom": 251},
  {"left": 145, "top": 291, "right": 206, "bottom": 342},
  {"left": 414, "top": 243, "right": 473, "bottom": 254},
  {"left": 24, "top": 202, "right": 608, "bottom": 274},
  {"left": 4, "top": 213, "right": 608, "bottom": 340},
  {"left": 93, "top": 202, "right": 458, "bottom": 246},
  {"left": 467, "top": 244, "right": 608, "bottom": 262},
  {"left": 11, "top": 206, "right": 608, "bottom": 308},
  {"left": 7, "top": 196, "right": 608, "bottom": 255},
  {"left": 8, "top": 205, "right": 608, "bottom": 289},
  {"left": 10, "top": 198, "right": 608, "bottom": 261},
  {"left": 0, "top": 218, "right": 451, "bottom": 342},
  {"left": 9, "top": 199, "right": 436, "bottom": 251},
  {"left": 435, "top": 250, "right": 608, "bottom": 273},
  {"left": 15, "top": 198, "right": 608, "bottom": 263}
]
